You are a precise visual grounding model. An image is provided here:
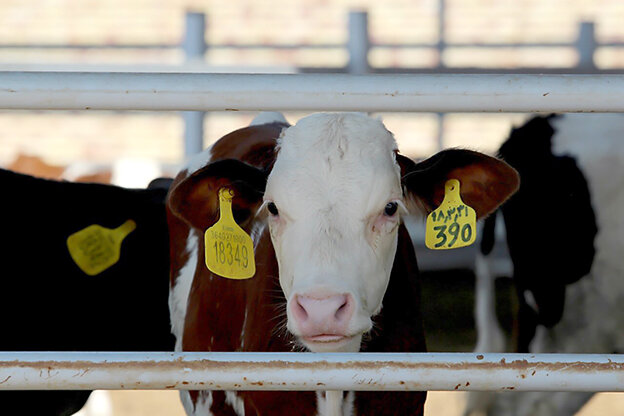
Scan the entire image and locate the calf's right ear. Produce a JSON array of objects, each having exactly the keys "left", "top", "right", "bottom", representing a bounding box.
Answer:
[{"left": 167, "top": 159, "right": 267, "bottom": 231}]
